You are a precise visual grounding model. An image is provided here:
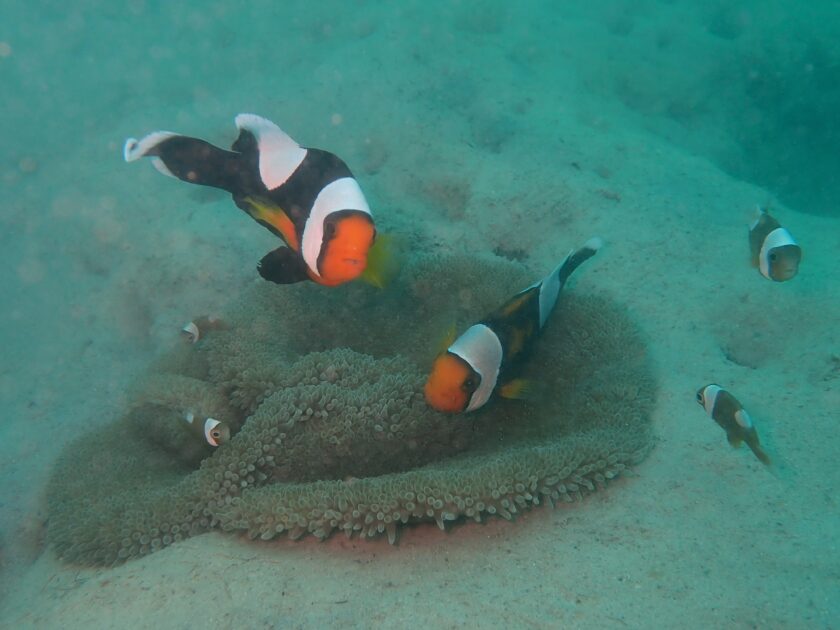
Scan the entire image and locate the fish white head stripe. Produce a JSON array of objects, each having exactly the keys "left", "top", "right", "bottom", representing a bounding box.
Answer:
[
  {"left": 759, "top": 227, "right": 797, "bottom": 279},
  {"left": 702, "top": 384, "right": 722, "bottom": 417},
  {"left": 301, "top": 177, "right": 372, "bottom": 276},
  {"left": 204, "top": 418, "right": 222, "bottom": 447},
  {"left": 235, "top": 114, "right": 307, "bottom": 191},
  {"left": 448, "top": 324, "right": 503, "bottom": 412}
]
